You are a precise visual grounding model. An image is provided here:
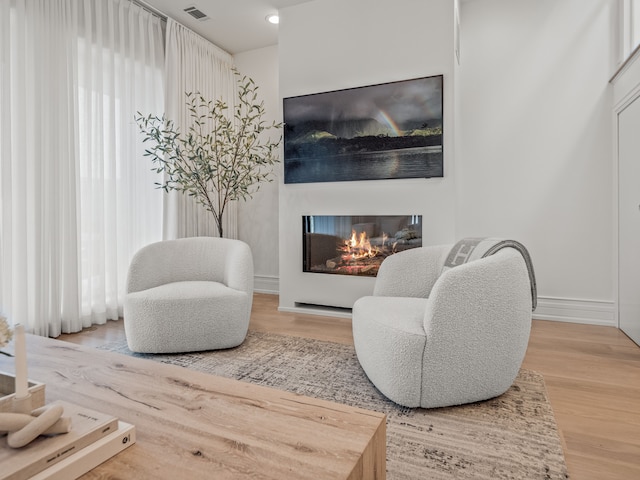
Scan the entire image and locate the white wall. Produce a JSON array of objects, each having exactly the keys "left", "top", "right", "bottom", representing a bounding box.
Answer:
[
  {"left": 278, "top": 0, "right": 457, "bottom": 312},
  {"left": 457, "top": 0, "right": 617, "bottom": 324},
  {"left": 234, "top": 46, "right": 281, "bottom": 293},
  {"left": 234, "top": 0, "right": 619, "bottom": 324}
]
